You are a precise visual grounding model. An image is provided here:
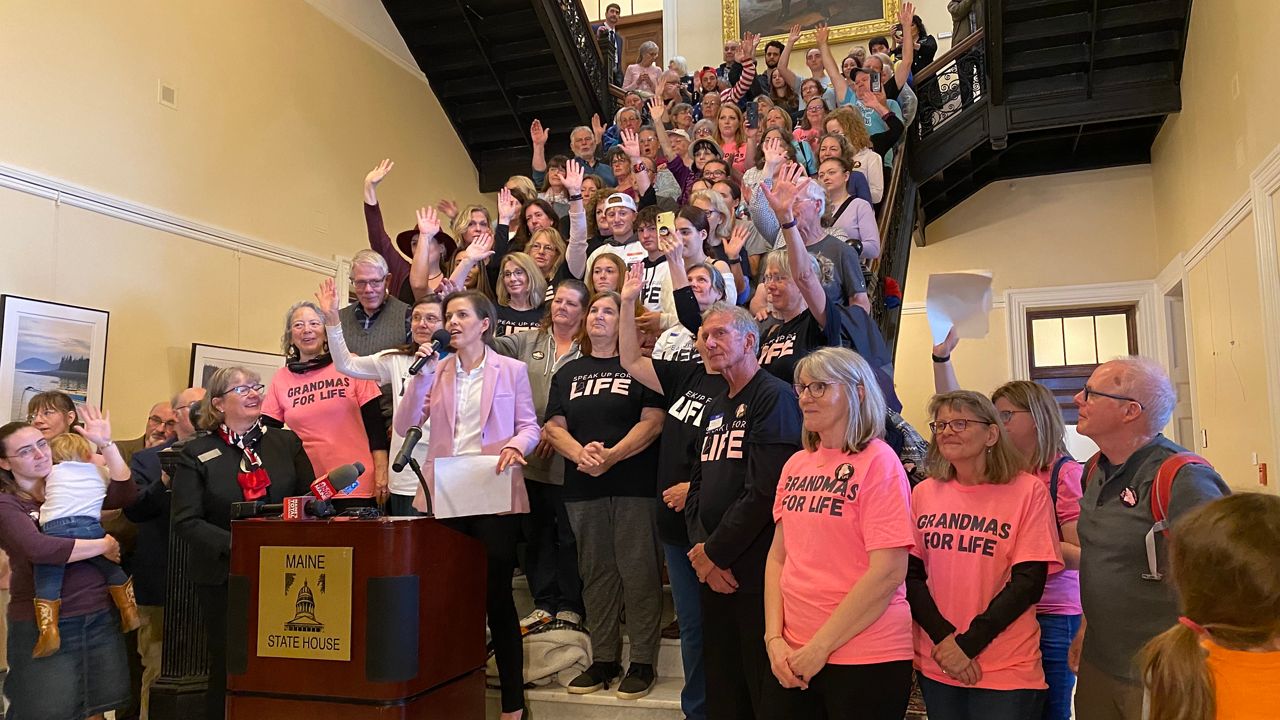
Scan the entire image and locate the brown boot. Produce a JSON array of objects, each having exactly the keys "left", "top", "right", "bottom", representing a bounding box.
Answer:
[
  {"left": 109, "top": 577, "right": 142, "bottom": 633},
  {"left": 32, "top": 598, "right": 61, "bottom": 658}
]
